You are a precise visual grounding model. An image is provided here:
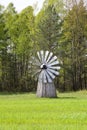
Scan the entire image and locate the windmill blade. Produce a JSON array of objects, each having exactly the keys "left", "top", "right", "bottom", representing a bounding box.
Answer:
[
  {"left": 37, "top": 51, "right": 42, "bottom": 63},
  {"left": 48, "top": 66, "right": 60, "bottom": 70},
  {"left": 45, "top": 70, "right": 53, "bottom": 83},
  {"left": 47, "top": 56, "right": 57, "bottom": 64},
  {"left": 47, "top": 68, "right": 59, "bottom": 75},
  {"left": 47, "top": 60, "right": 59, "bottom": 67},
  {"left": 46, "top": 69, "right": 55, "bottom": 79},
  {"left": 40, "top": 50, "right": 44, "bottom": 63},
  {"left": 46, "top": 52, "right": 53, "bottom": 63},
  {"left": 44, "top": 51, "right": 49, "bottom": 62}
]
